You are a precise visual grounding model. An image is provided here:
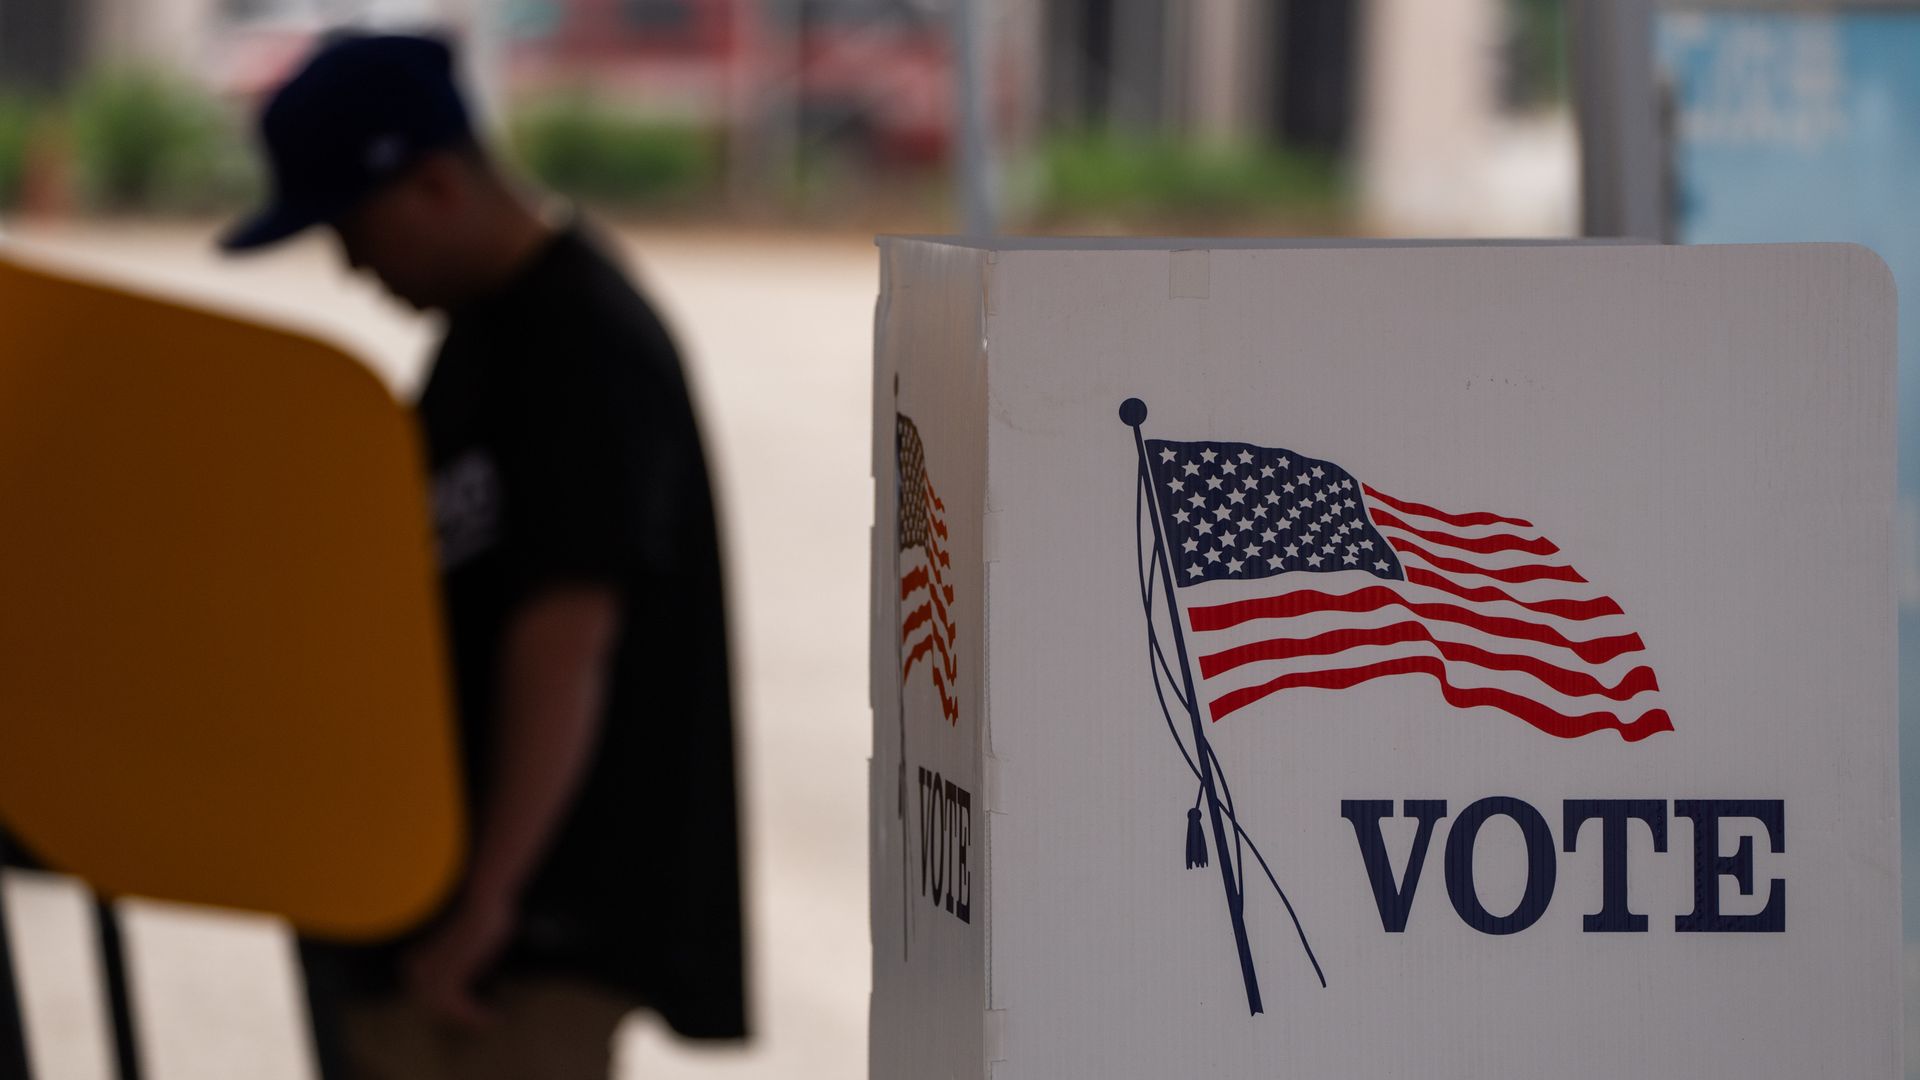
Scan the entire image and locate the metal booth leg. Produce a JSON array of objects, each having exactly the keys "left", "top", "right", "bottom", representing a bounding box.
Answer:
[
  {"left": 0, "top": 837, "right": 35, "bottom": 1080},
  {"left": 91, "top": 900, "right": 141, "bottom": 1080}
]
